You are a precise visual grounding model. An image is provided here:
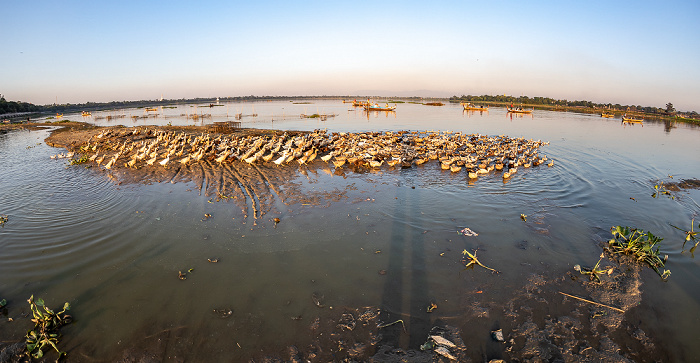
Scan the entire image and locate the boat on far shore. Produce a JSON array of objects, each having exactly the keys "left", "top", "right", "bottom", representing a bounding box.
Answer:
[
  {"left": 364, "top": 103, "right": 396, "bottom": 112},
  {"left": 601, "top": 111, "right": 615, "bottom": 118},
  {"left": 506, "top": 106, "right": 533, "bottom": 114},
  {"left": 461, "top": 102, "right": 489, "bottom": 111},
  {"left": 621, "top": 114, "right": 643, "bottom": 123}
]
